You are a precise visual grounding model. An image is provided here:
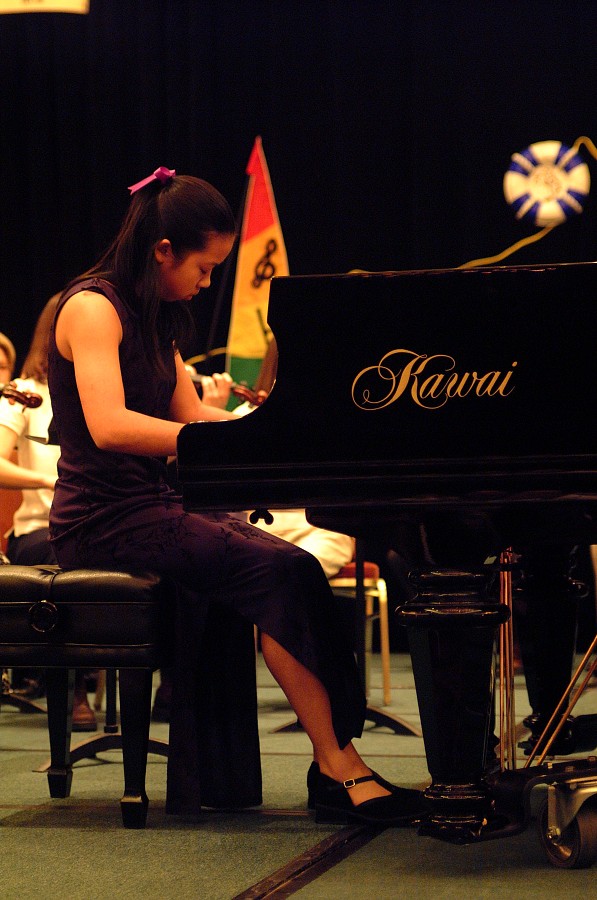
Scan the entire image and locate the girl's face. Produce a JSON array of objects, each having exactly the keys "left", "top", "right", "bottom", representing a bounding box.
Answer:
[{"left": 155, "top": 232, "right": 235, "bottom": 302}]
